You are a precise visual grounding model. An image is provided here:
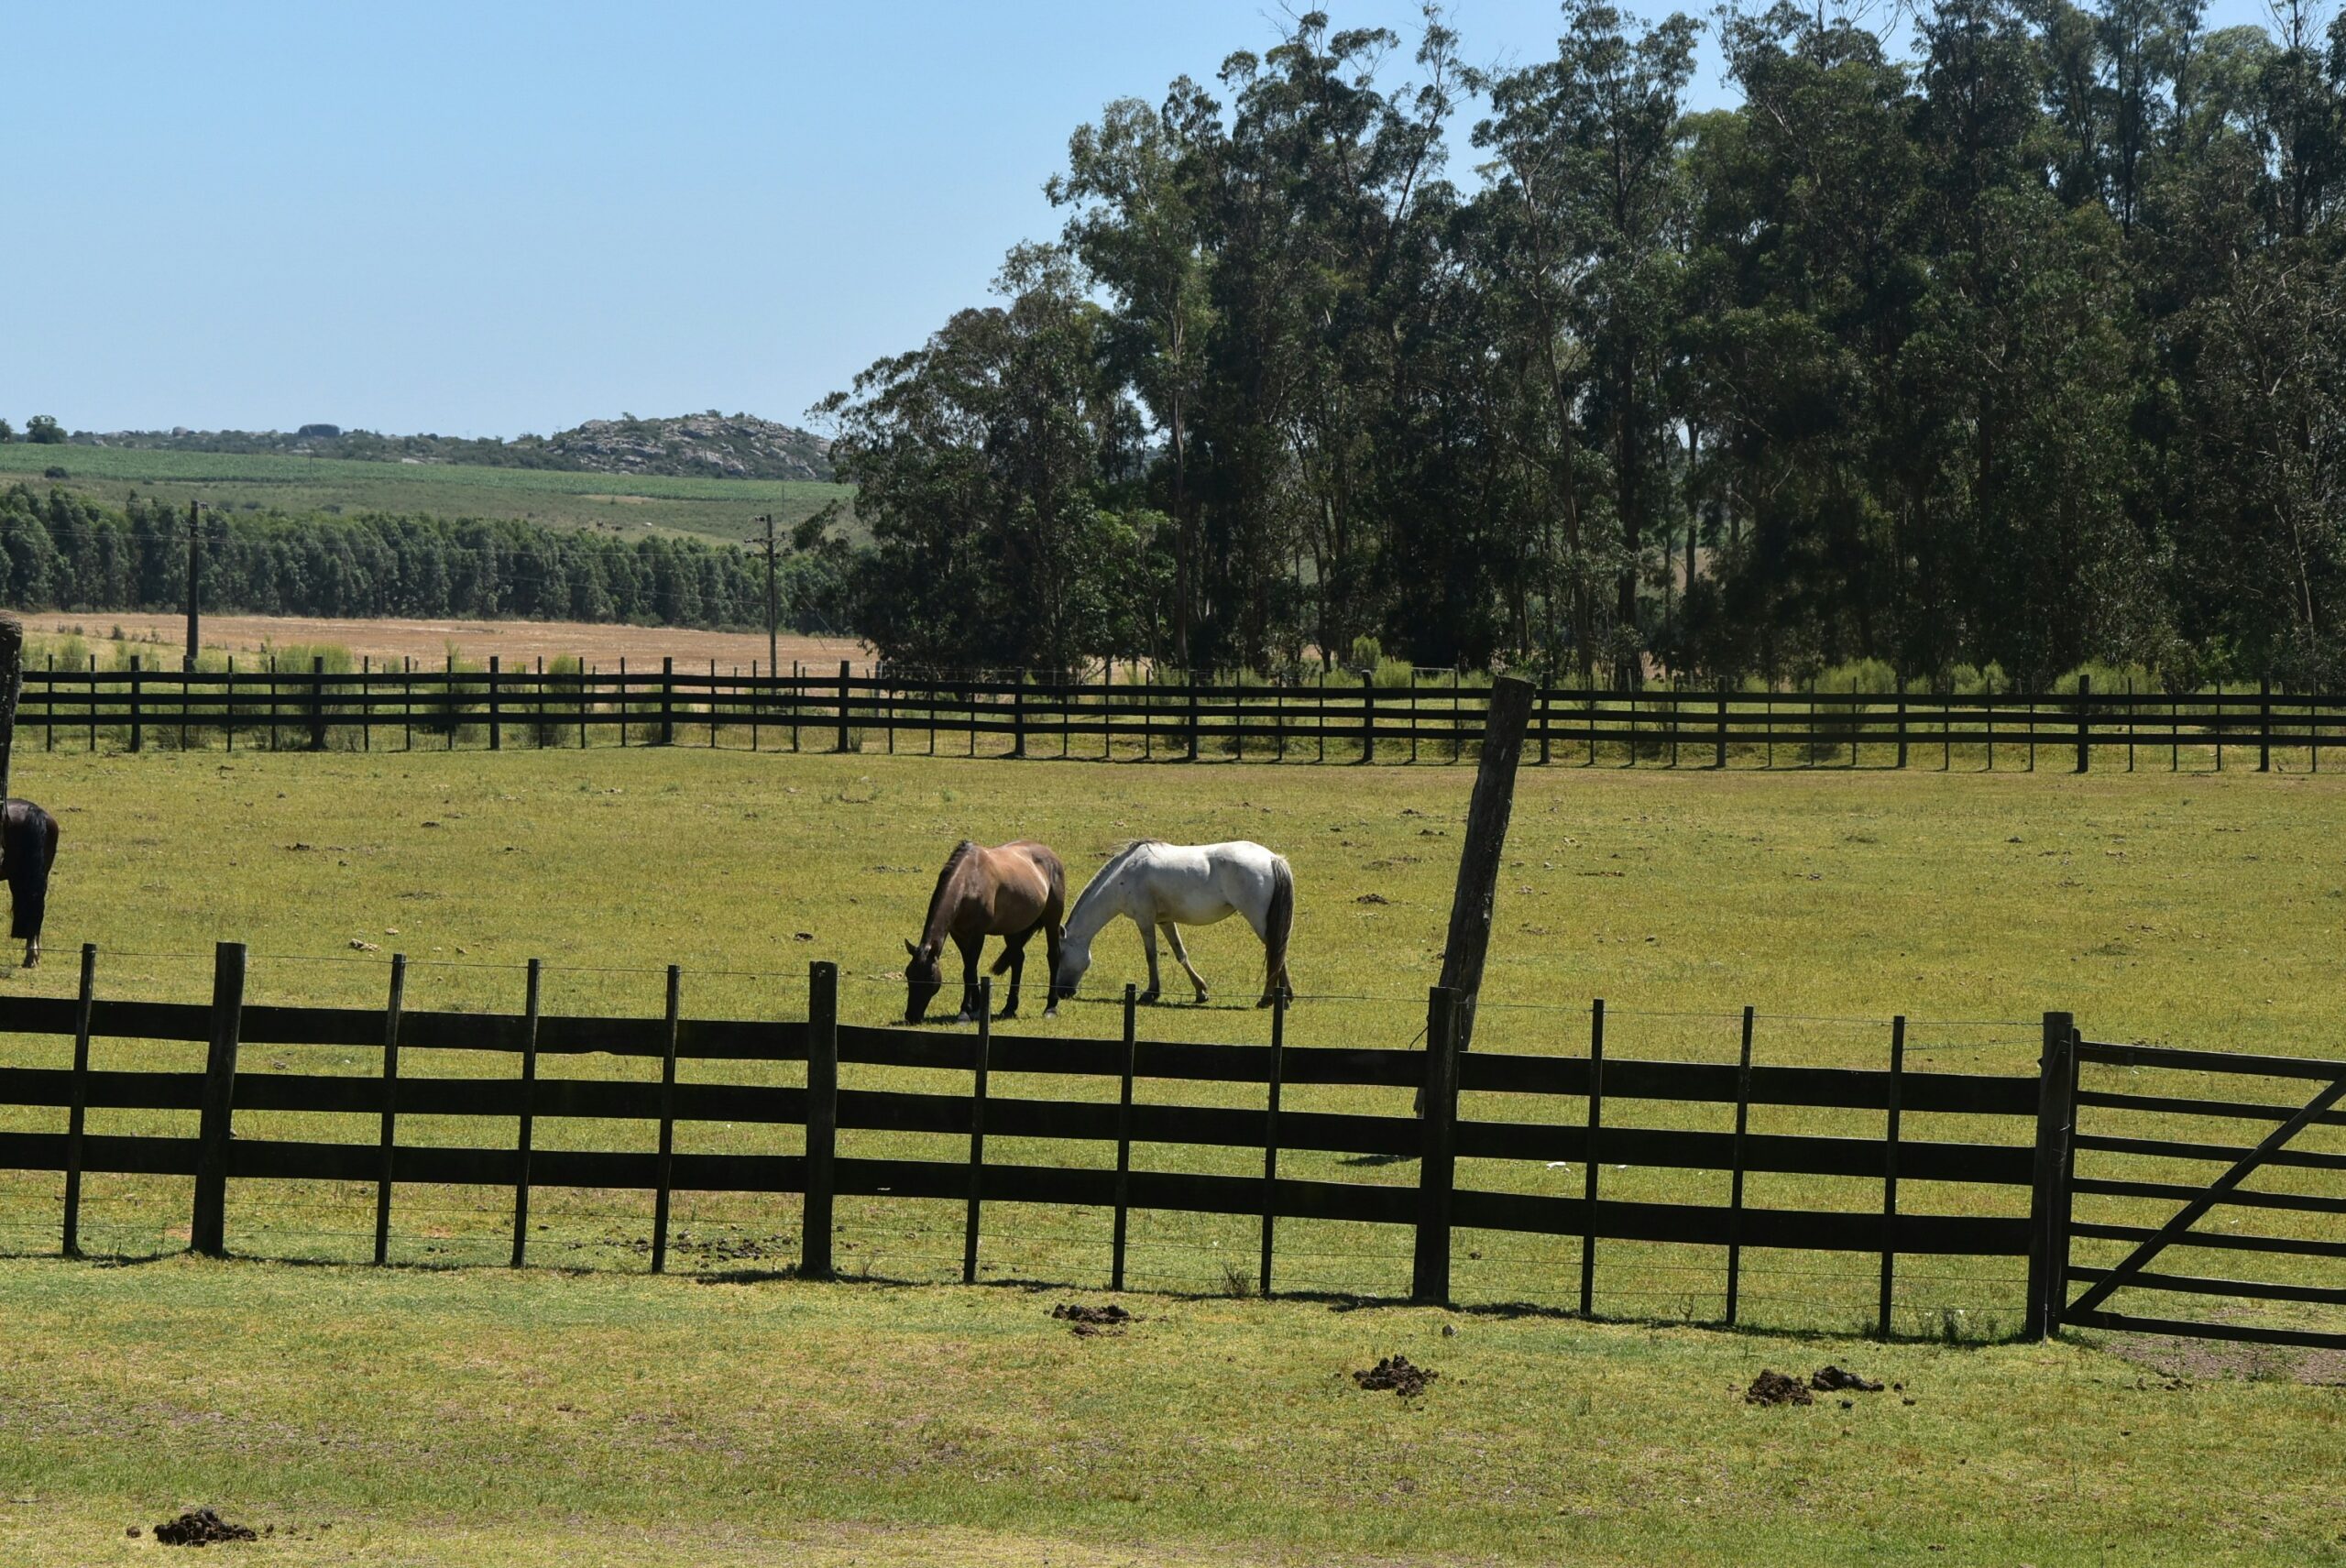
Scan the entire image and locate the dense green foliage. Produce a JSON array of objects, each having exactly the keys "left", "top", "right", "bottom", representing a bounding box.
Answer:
[
  {"left": 0, "top": 483, "right": 854, "bottom": 632},
  {"left": 824, "top": 0, "right": 2346, "bottom": 685}
]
